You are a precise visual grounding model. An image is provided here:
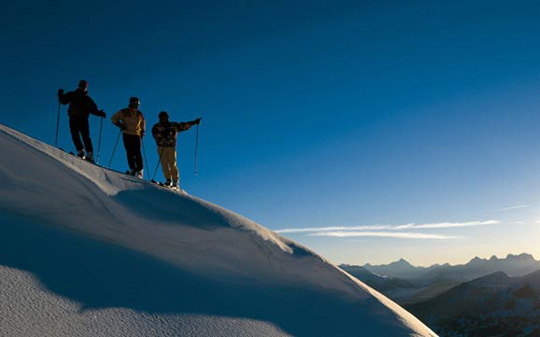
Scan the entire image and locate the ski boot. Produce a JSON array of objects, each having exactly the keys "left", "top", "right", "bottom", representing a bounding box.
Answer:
[{"left": 86, "top": 151, "right": 94, "bottom": 163}]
